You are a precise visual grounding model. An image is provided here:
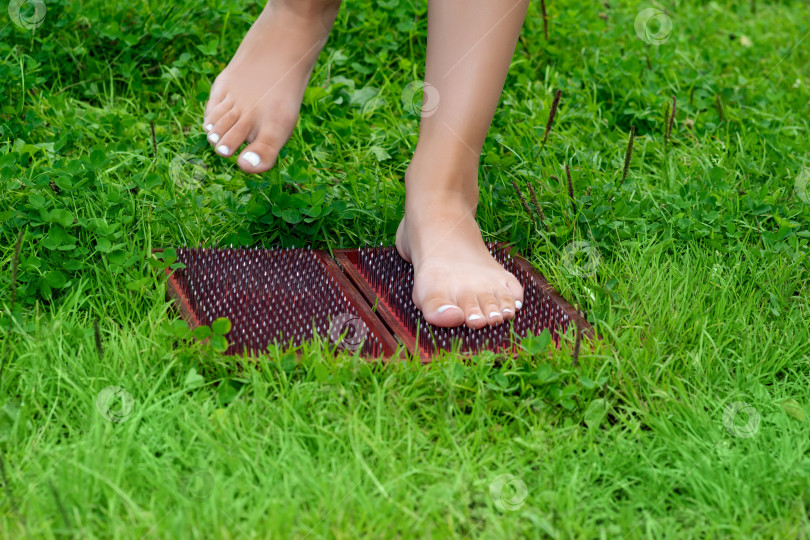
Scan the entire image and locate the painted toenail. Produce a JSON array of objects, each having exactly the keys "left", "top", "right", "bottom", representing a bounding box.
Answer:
[
  {"left": 205, "top": 123, "right": 214, "bottom": 132},
  {"left": 241, "top": 152, "right": 261, "bottom": 167},
  {"left": 503, "top": 308, "right": 513, "bottom": 315},
  {"left": 468, "top": 314, "right": 482, "bottom": 321},
  {"left": 515, "top": 300, "right": 523, "bottom": 309},
  {"left": 489, "top": 311, "right": 501, "bottom": 319},
  {"left": 437, "top": 304, "right": 460, "bottom": 314},
  {"left": 208, "top": 132, "right": 220, "bottom": 143},
  {"left": 216, "top": 145, "right": 231, "bottom": 156}
]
